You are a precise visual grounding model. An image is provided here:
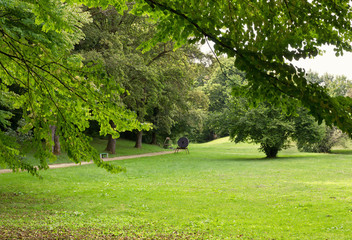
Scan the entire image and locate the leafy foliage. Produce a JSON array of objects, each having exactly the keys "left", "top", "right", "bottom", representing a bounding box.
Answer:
[
  {"left": 292, "top": 108, "right": 326, "bottom": 152},
  {"left": 76, "top": 7, "right": 209, "bottom": 147},
  {"left": 229, "top": 102, "right": 295, "bottom": 158},
  {"left": 3, "top": 0, "right": 352, "bottom": 173},
  {"left": 203, "top": 58, "right": 347, "bottom": 157},
  {"left": 294, "top": 73, "right": 351, "bottom": 152},
  {"left": 72, "top": 0, "right": 352, "bottom": 136},
  {"left": 0, "top": 0, "right": 146, "bottom": 175}
]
